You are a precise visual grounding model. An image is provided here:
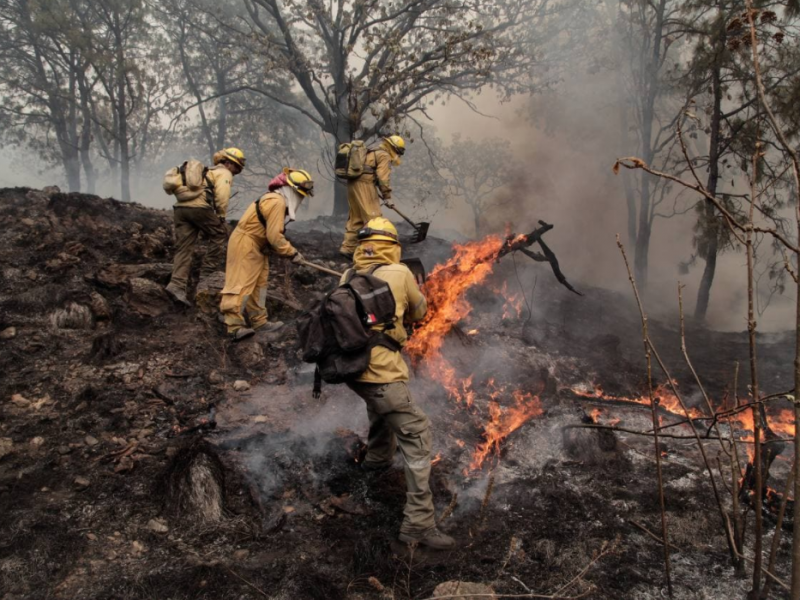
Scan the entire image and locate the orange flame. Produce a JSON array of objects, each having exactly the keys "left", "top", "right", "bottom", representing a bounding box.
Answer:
[
  {"left": 470, "top": 388, "right": 543, "bottom": 470},
  {"left": 402, "top": 235, "right": 545, "bottom": 470}
]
